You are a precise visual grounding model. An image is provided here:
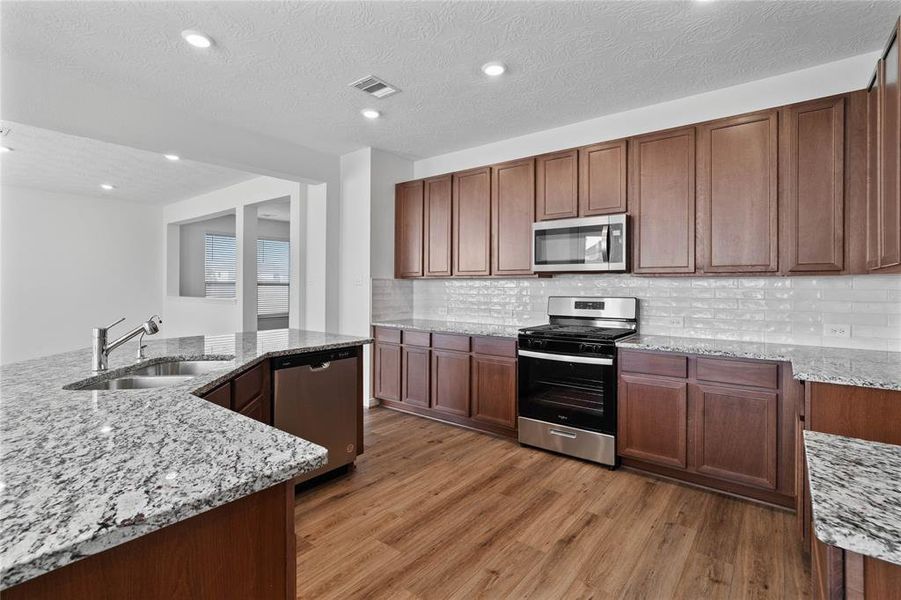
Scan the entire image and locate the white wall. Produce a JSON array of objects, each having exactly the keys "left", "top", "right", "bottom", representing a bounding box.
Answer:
[
  {"left": 413, "top": 52, "right": 880, "bottom": 178},
  {"left": 370, "top": 149, "right": 414, "bottom": 279},
  {"left": 1, "top": 186, "right": 163, "bottom": 364}
]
